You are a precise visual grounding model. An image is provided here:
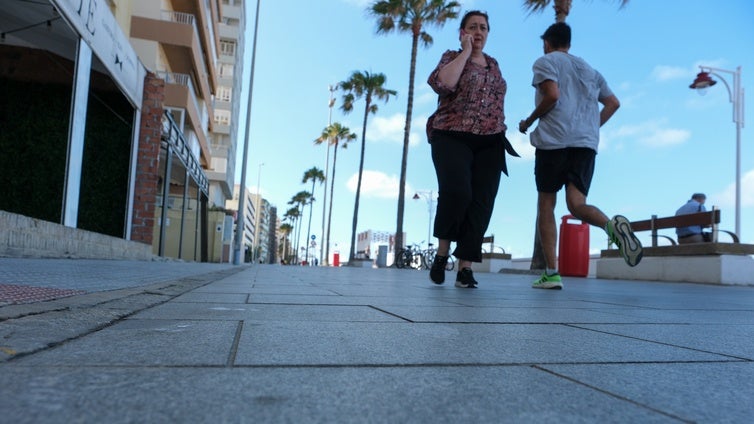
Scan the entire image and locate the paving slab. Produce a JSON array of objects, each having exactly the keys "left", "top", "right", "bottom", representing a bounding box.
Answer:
[
  {"left": 574, "top": 323, "right": 754, "bottom": 360},
  {"left": 14, "top": 319, "right": 240, "bottom": 366},
  {"left": 541, "top": 362, "right": 754, "bottom": 423},
  {"left": 0, "top": 366, "right": 675, "bottom": 423},
  {"left": 232, "top": 321, "right": 731, "bottom": 366},
  {"left": 1, "top": 262, "right": 753, "bottom": 423}
]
